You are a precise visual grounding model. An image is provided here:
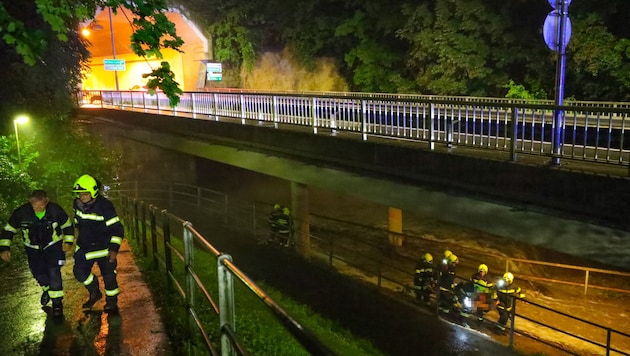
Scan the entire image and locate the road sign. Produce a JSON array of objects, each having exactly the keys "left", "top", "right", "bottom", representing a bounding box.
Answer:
[
  {"left": 543, "top": 11, "right": 572, "bottom": 51},
  {"left": 104, "top": 59, "right": 126, "bottom": 71},
  {"left": 206, "top": 62, "right": 222, "bottom": 81}
]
